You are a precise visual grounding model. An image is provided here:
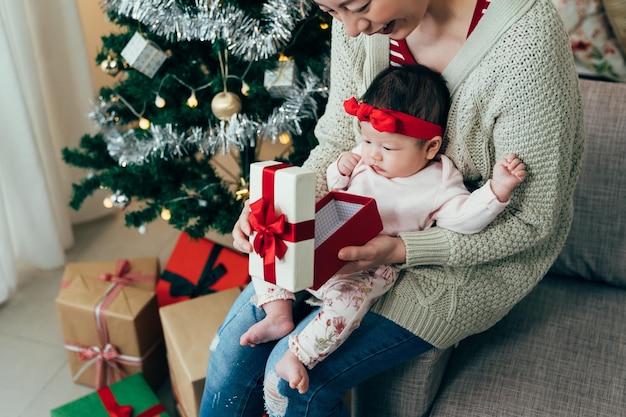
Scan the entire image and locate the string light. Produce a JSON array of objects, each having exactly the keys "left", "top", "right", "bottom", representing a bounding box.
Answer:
[
  {"left": 241, "top": 81, "right": 250, "bottom": 96},
  {"left": 160, "top": 207, "right": 172, "bottom": 220},
  {"left": 186, "top": 91, "right": 198, "bottom": 108},
  {"left": 139, "top": 117, "right": 151, "bottom": 130},
  {"left": 103, "top": 196, "right": 113, "bottom": 208},
  {"left": 154, "top": 94, "right": 166, "bottom": 108},
  {"left": 279, "top": 132, "right": 291, "bottom": 144},
  {"left": 116, "top": 95, "right": 150, "bottom": 129}
]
